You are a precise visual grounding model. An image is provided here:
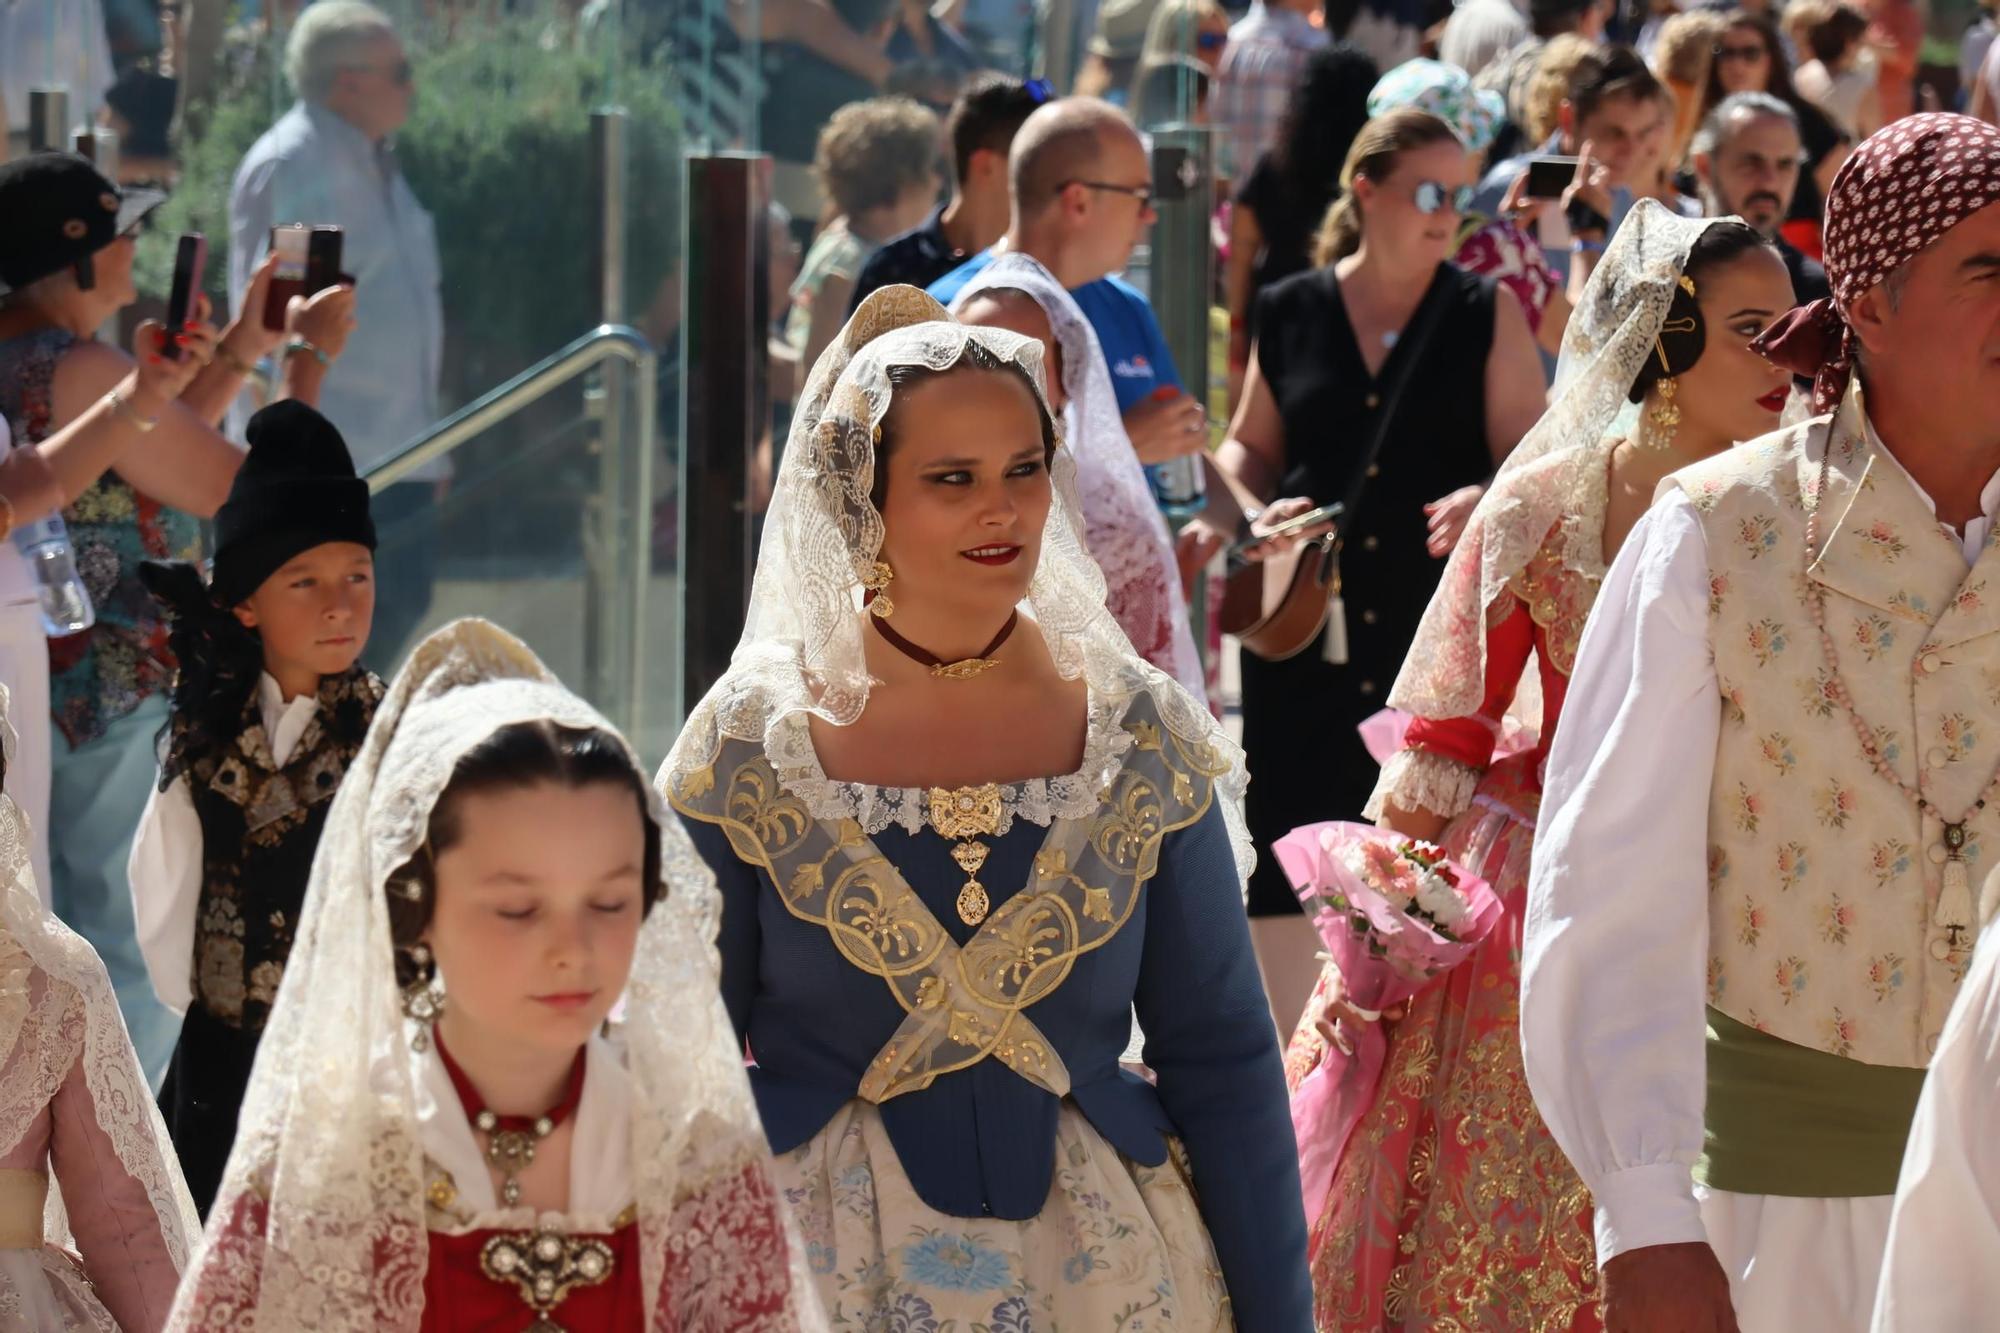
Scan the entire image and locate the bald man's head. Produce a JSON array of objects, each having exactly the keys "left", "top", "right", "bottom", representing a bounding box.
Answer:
[{"left": 1009, "top": 97, "right": 1143, "bottom": 217}]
